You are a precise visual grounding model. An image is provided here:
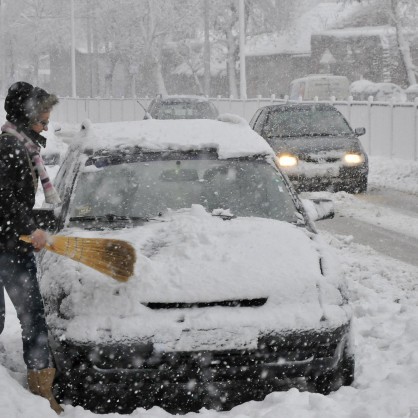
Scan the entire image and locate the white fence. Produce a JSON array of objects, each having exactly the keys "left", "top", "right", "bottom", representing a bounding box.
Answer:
[{"left": 52, "top": 97, "right": 418, "bottom": 161}]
